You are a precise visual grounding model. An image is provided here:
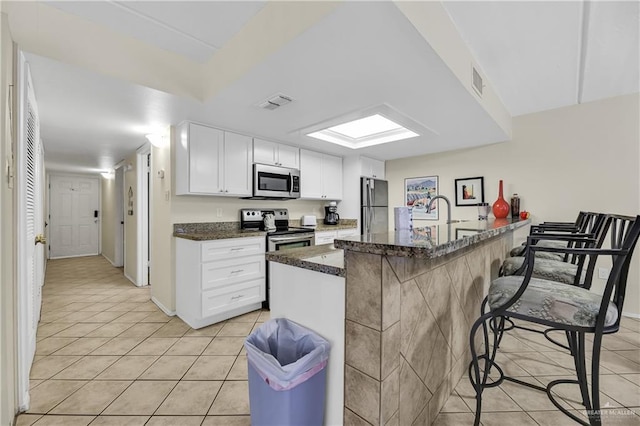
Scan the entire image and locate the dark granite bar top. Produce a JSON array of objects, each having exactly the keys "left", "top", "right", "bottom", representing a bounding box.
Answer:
[
  {"left": 333, "top": 218, "right": 530, "bottom": 259},
  {"left": 173, "top": 222, "right": 265, "bottom": 241},
  {"left": 266, "top": 244, "right": 345, "bottom": 277}
]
